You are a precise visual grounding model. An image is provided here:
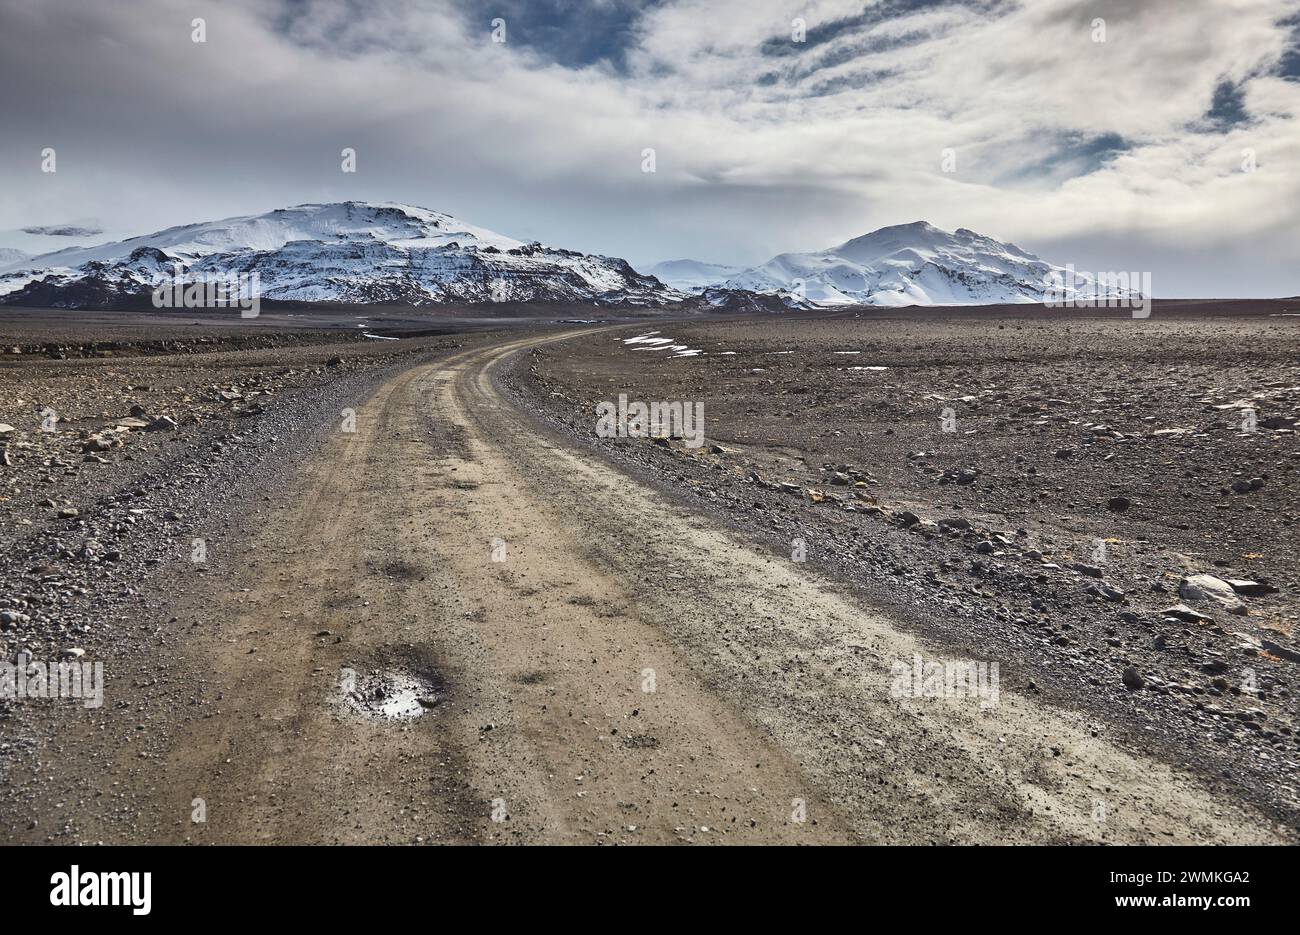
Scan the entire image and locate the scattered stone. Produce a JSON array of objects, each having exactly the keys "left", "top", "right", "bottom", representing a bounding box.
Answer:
[
  {"left": 1161, "top": 603, "right": 1213, "bottom": 624},
  {"left": 1179, "top": 574, "right": 1247, "bottom": 615},
  {"left": 80, "top": 434, "right": 117, "bottom": 453},
  {"left": 1226, "top": 579, "right": 1277, "bottom": 597},
  {"left": 938, "top": 467, "right": 977, "bottom": 485},
  {"left": 1089, "top": 582, "right": 1125, "bottom": 602},
  {"left": 0, "top": 610, "right": 30, "bottom": 629}
]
